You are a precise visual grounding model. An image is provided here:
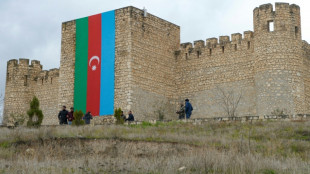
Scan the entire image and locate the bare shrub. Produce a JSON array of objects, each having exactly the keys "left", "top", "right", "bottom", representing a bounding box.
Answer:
[
  {"left": 6, "top": 114, "right": 26, "bottom": 127},
  {"left": 271, "top": 108, "right": 289, "bottom": 118},
  {"left": 153, "top": 100, "right": 171, "bottom": 121},
  {"left": 215, "top": 86, "right": 243, "bottom": 117}
]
